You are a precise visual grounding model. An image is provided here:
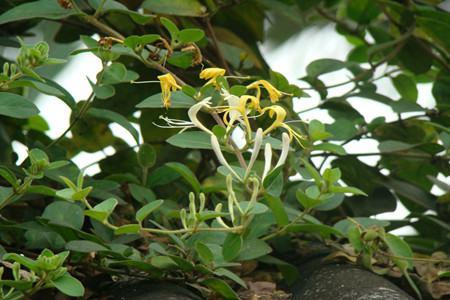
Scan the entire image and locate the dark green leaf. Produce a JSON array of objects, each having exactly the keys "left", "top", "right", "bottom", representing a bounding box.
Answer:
[
  {"left": 222, "top": 233, "right": 242, "bottom": 261},
  {"left": 51, "top": 273, "right": 85, "bottom": 297},
  {"left": 166, "top": 162, "right": 201, "bottom": 193},
  {"left": 142, "top": 0, "right": 207, "bottom": 17},
  {"left": 0, "top": 92, "right": 39, "bottom": 118}
]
